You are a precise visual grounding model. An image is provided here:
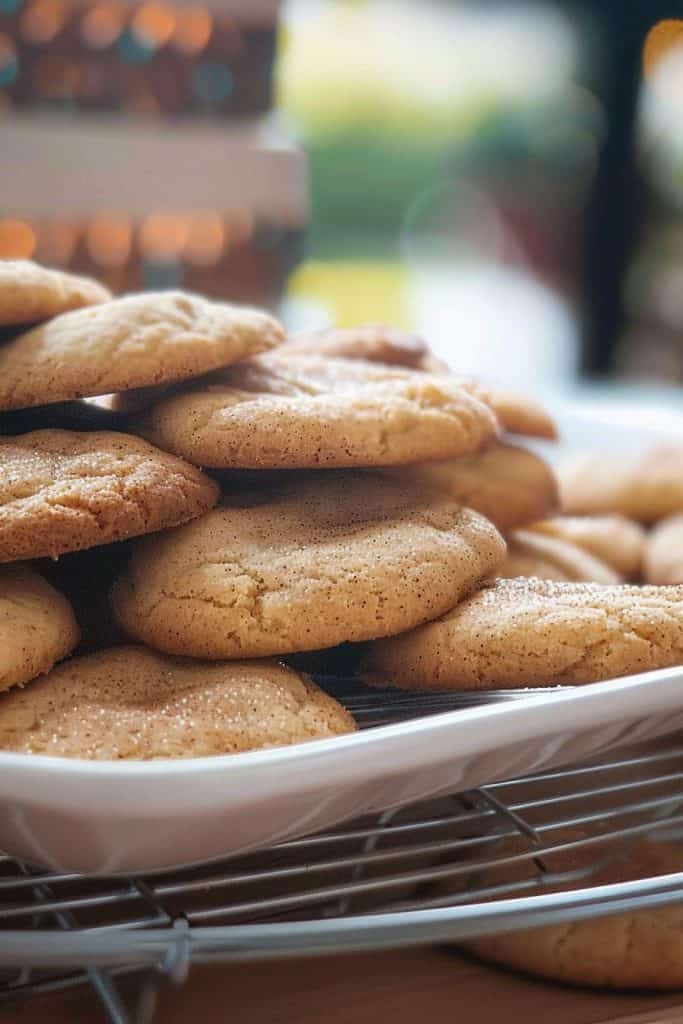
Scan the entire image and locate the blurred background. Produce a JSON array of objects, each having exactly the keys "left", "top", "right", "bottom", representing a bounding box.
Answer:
[{"left": 1, "top": 0, "right": 683, "bottom": 394}]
